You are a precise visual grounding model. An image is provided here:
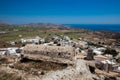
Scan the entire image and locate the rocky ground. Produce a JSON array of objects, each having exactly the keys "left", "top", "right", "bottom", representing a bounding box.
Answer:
[{"left": 0, "top": 56, "right": 120, "bottom": 80}]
